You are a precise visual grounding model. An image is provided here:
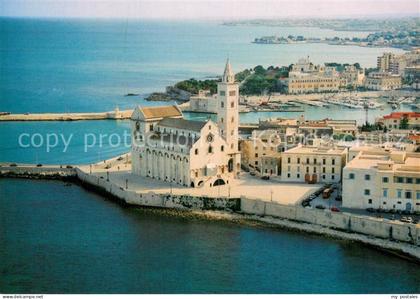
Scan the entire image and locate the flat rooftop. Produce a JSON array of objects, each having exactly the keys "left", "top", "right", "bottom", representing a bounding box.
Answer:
[
  {"left": 284, "top": 146, "right": 346, "bottom": 156},
  {"left": 345, "top": 152, "right": 420, "bottom": 172}
]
